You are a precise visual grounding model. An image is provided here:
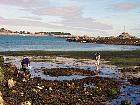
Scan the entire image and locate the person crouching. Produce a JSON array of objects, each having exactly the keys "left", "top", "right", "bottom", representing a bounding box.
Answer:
[{"left": 21, "top": 56, "right": 30, "bottom": 73}]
